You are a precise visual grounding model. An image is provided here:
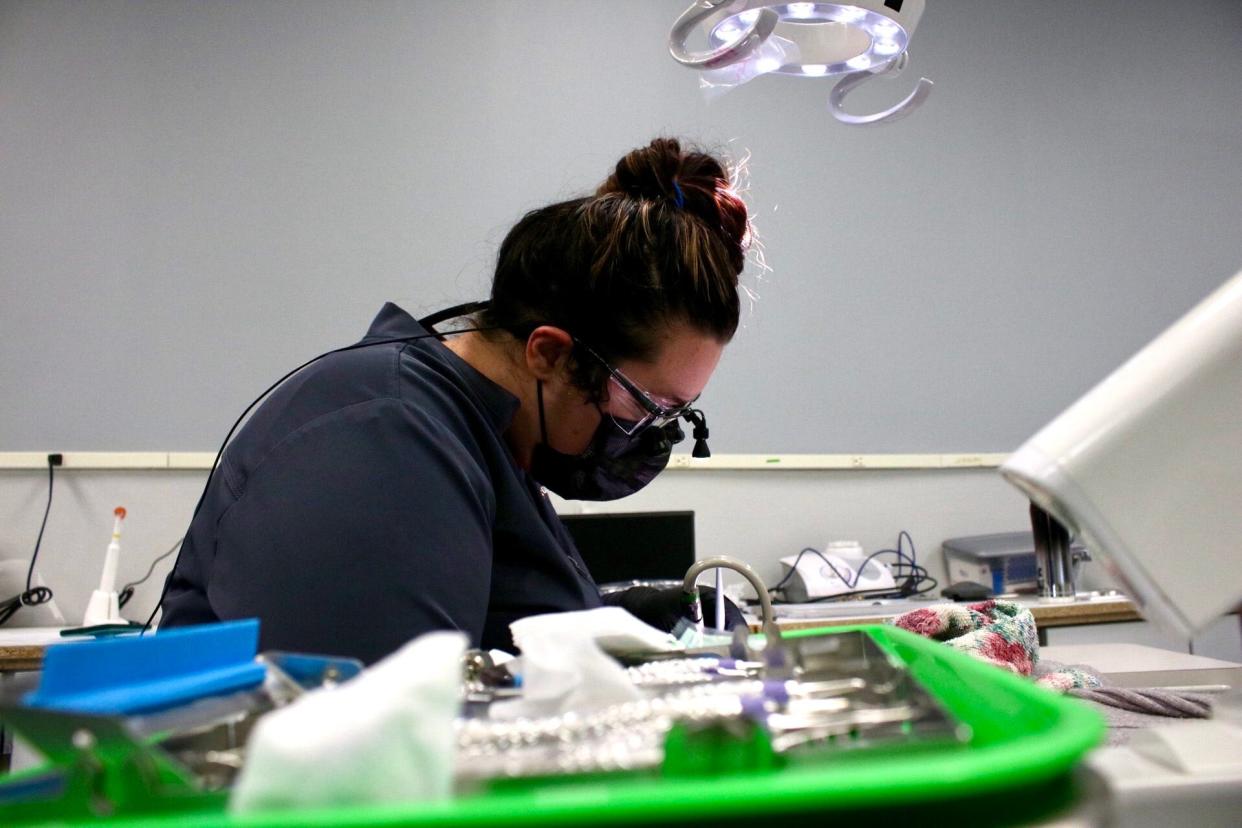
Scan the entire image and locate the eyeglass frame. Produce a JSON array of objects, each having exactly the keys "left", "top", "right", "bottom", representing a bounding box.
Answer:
[{"left": 571, "top": 338, "right": 700, "bottom": 435}]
